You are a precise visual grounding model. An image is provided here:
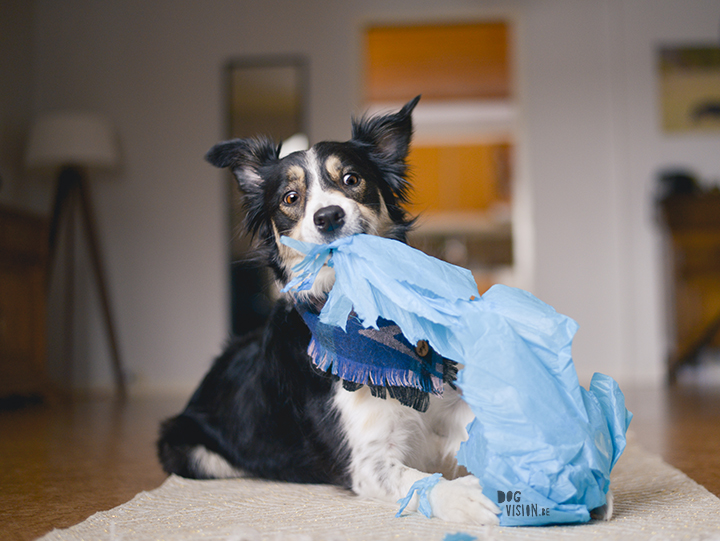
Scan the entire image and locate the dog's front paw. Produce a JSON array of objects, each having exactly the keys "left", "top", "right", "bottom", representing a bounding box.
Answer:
[
  {"left": 428, "top": 476, "right": 500, "bottom": 525},
  {"left": 590, "top": 489, "right": 614, "bottom": 521}
]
